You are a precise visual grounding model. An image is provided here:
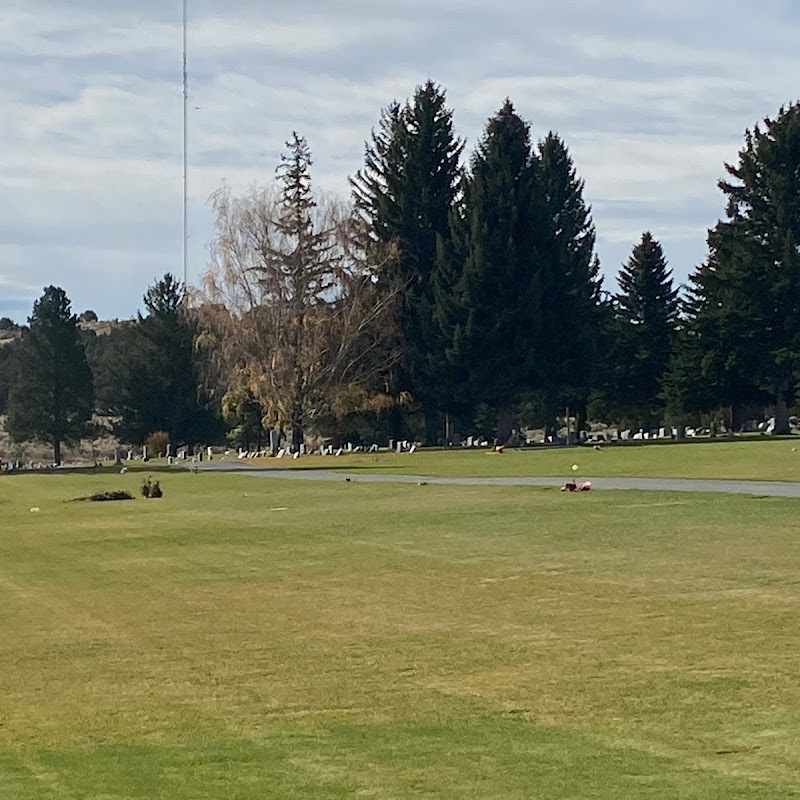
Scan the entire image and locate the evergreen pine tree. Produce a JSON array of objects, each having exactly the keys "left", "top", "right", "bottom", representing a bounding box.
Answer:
[
  {"left": 273, "top": 132, "right": 339, "bottom": 449},
  {"left": 674, "top": 104, "right": 800, "bottom": 432},
  {"left": 446, "top": 100, "right": 541, "bottom": 437},
  {"left": 0, "top": 338, "right": 17, "bottom": 414},
  {"left": 101, "top": 274, "right": 218, "bottom": 447},
  {"left": 351, "top": 81, "right": 464, "bottom": 442},
  {"left": 663, "top": 223, "right": 771, "bottom": 427},
  {"left": 535, "top": 133, "right": 603, "bottom": 433},
  {"left": 610, "top": 232, "right": 679, "bottom": 428},
  {"left": 6, "top": 286, "right": 93, "bottom": 464}
]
